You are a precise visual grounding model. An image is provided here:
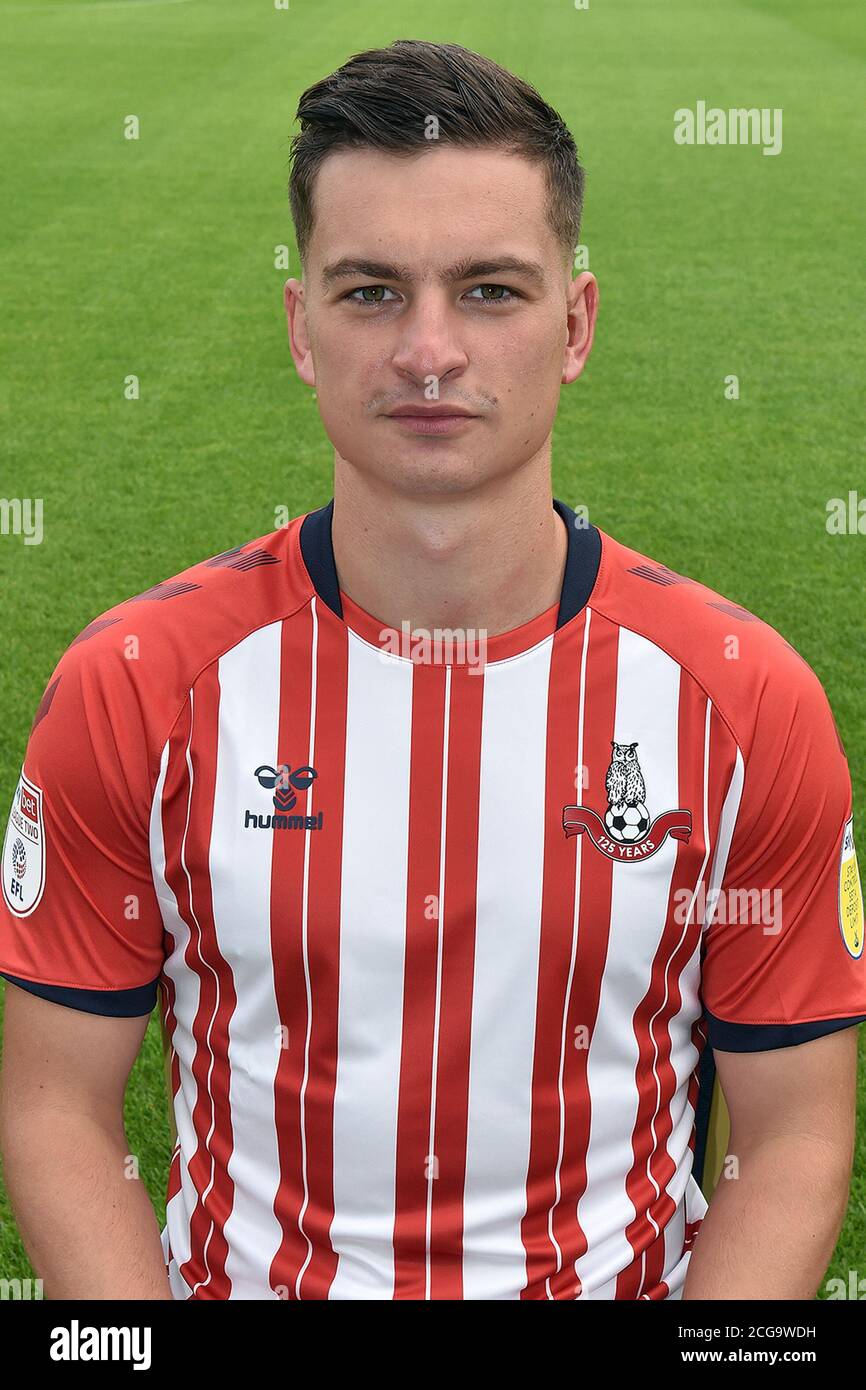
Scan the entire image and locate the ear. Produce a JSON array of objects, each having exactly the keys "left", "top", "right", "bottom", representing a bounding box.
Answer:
[
  {"left": 284, "top": 277, "right": 316, "bottom": 388},
  {"left": 562, "top": 272, "right": 599, "bottom": 385}
]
